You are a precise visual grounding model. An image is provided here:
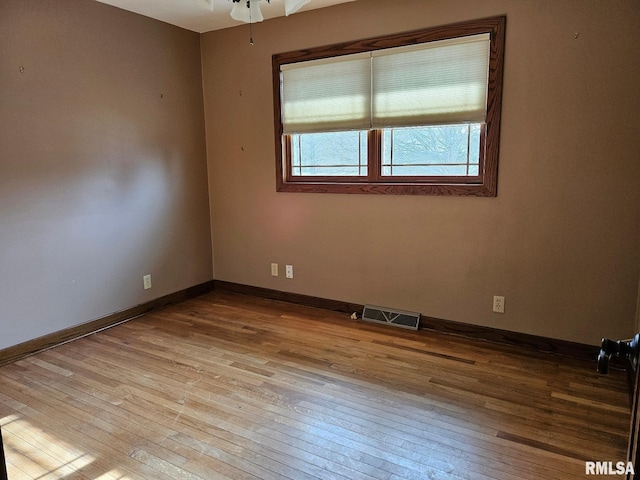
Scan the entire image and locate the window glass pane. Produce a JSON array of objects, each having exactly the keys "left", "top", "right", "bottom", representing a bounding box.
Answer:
[
  {"left": 391, "top": 165, "right": 470, "bottom": 176},
  {"left": 469, "top": 123, "right": 481, "bottom": 167},
  {"left": 299, "top": 166, "right": 363, "bottom": 176},
  {"left": 291, "top": 131, "right": 367, "bottom": 176},
  {"left": 381, "top": 124, "right": 482, "bottom": 177}
]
